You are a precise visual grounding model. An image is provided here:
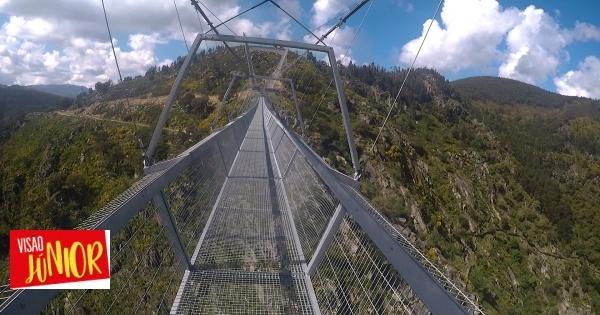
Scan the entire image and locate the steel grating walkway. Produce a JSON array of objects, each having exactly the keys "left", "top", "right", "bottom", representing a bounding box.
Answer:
[{"left": 171, "top": 103, "right": 315, "bottom": 314}]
